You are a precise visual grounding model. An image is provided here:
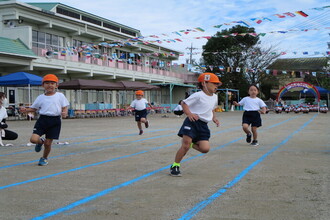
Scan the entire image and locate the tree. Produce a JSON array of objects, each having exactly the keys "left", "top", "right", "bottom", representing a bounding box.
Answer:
[
  {"left": 304, "top": 56, "right": 330, "bottom": 90},
  {"left": 202, "top": 25, "right": 280, "bottom": 86}
]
